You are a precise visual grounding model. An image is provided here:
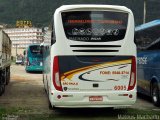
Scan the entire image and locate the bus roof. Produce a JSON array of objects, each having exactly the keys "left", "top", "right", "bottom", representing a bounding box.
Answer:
[
  {"left": 135, "top": 19, "right": 160, "bottom": 31},
  {"left": 28, "top": 44, "right": 40, "bottom": 47},
  {"left": 56, "top": 5, "right": 132, "bottom": 13},
  {"left": 26, "top": 44, "right": 41, "bottom": 49}
]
